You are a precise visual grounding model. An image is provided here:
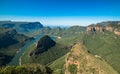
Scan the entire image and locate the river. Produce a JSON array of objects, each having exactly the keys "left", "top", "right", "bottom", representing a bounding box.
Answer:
[{"left": 8, "top": 34, "right": 43, "bottom": 66}]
